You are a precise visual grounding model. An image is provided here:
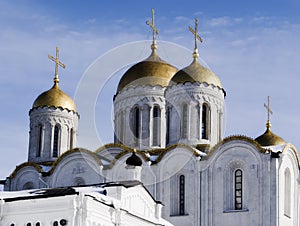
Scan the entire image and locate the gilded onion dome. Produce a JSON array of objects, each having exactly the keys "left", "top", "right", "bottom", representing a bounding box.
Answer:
[
  {"left": 255, "top": 121, "right": 285, "bottom": 146},
  {"left": 116, "top": 46, "right": 178, "bottom": 93},
  {"left": 32, "top": 82, "right": 77, "bottom": 112},
  {"left": 255, "top": 97, "right": 285, "bottom": 146},
  {"left": 32, "top": 47, "right": 77, "bottom": 112},
  {"left": 116, "top": 9, "right": 177, "bottom": 93},
  {"left": 170, "top": 55, "right": 223, "bottom": 89},
  {"left": 169, "top": 18, "right": 224, "bottom": 94}
]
